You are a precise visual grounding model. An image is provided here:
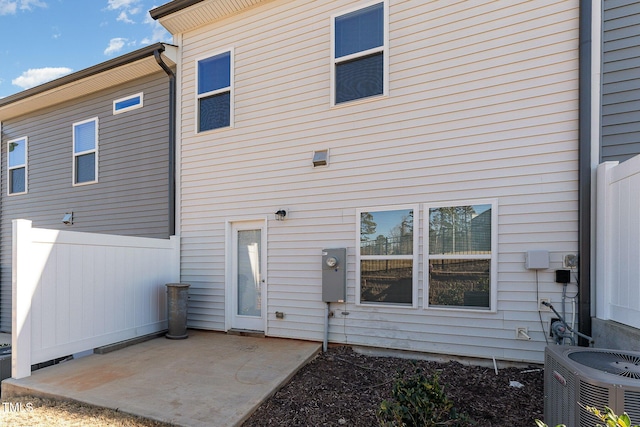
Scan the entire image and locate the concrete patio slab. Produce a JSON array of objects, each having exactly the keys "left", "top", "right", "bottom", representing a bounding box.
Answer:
[{"left": 1, "top": 330, "right": 321, "bottom": 427}]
